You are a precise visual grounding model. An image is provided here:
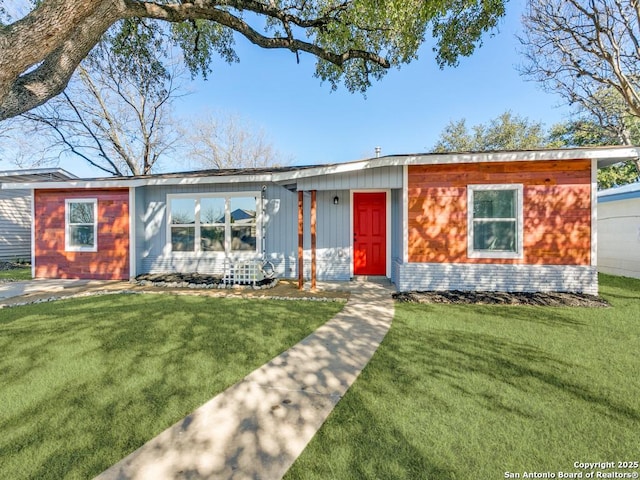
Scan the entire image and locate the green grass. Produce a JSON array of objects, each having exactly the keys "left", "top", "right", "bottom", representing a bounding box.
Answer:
[
  {"left": 0, "top": 294, "right": 343, "bottom": 479},
  {"left": 286, "top": 274, "right": 640, "bottom": 480},
  {"left": 0, "top": 265, "right": 31, "bottom": 281}
]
